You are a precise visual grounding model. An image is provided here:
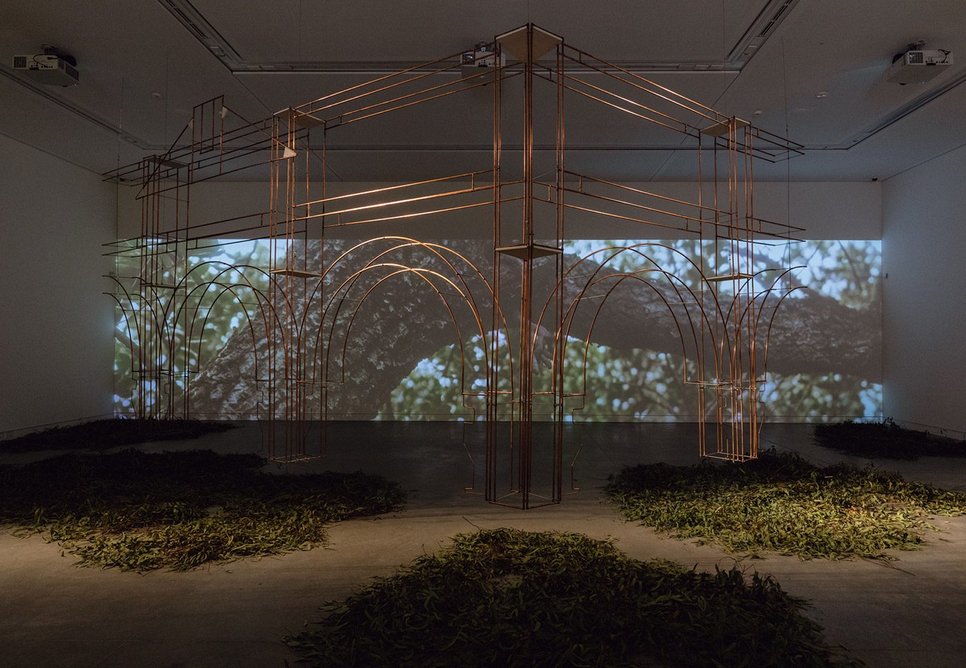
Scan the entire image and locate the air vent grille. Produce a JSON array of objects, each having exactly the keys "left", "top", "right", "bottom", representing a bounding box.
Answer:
[
  {"left": 758, "top": 0, "right": 796, "bottom": 38},
  {"left": 728, "top": 0, "right": 801, "bottom": 66}
]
